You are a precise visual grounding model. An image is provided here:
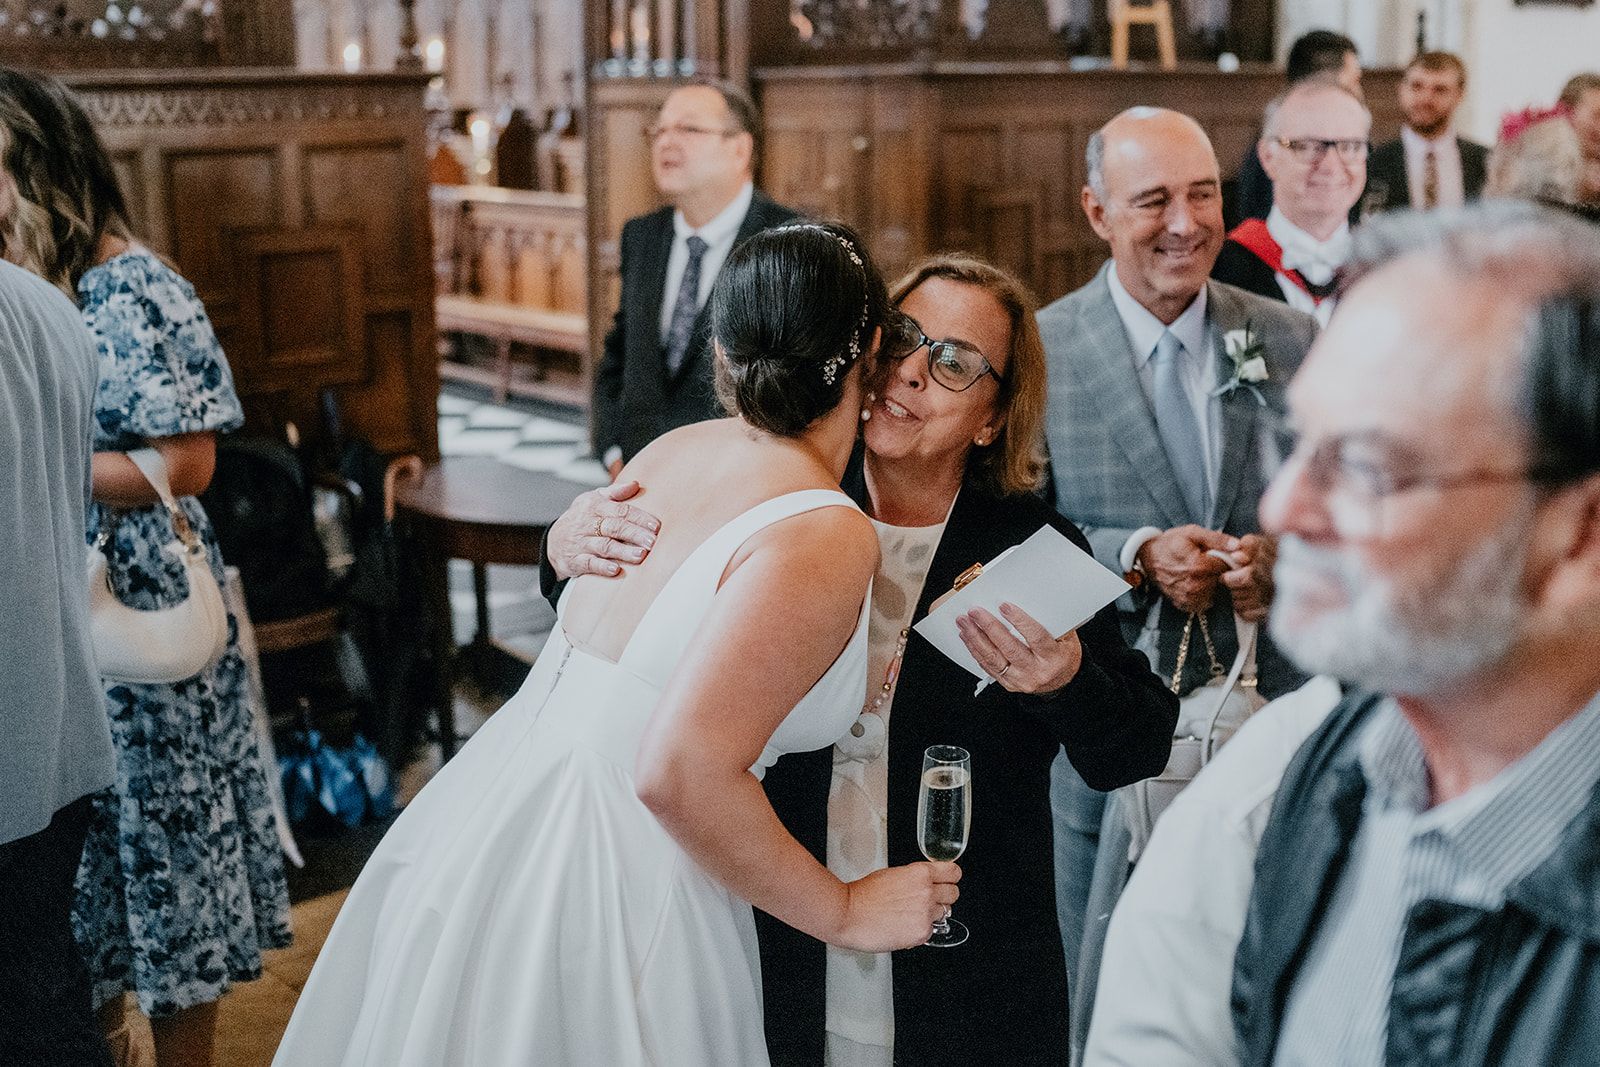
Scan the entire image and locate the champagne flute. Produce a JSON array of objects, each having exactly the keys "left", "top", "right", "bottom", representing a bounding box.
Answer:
[{"left": 917, "top": 744, "right": 971, "bottom": 948}]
